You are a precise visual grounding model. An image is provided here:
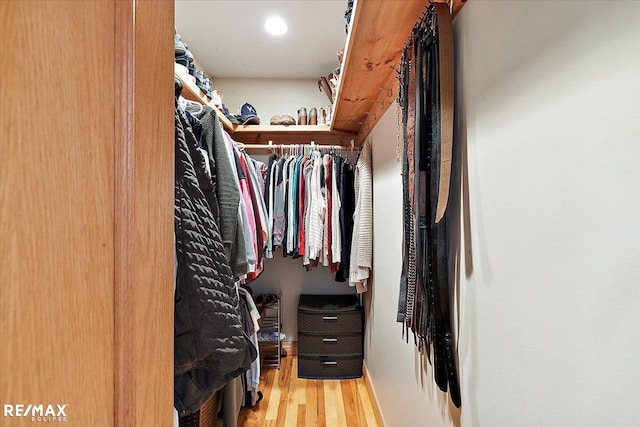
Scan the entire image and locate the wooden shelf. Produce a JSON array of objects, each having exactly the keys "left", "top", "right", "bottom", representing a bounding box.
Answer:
[
  {"left": 174, "top": 65, "right": 235, "bottom": 131},
  {"left": 331, "top": 0, "right": 465, "bottom": 145},
  {"left": 176, "top": 67, "right": 356, "bottom": 145},
  {"left": 232, "top": 124, "right": 356, "bottom": 146}
]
